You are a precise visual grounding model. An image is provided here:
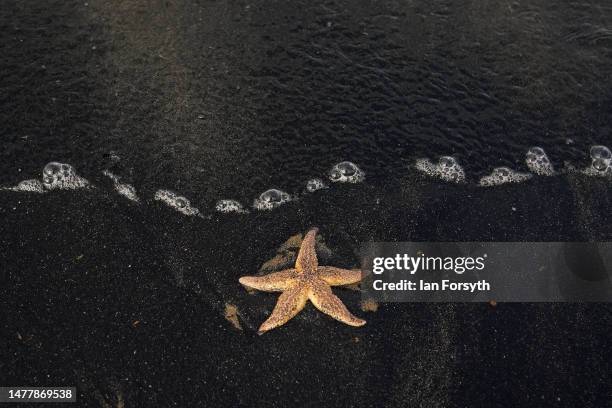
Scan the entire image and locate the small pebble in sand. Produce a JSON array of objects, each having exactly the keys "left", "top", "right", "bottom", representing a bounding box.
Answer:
[
  {"left": 224, "top": 303, "right": 243, "bottom": 331},
  {"left": 360, "top": 298, "right": 379, "bottom": 312}
]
